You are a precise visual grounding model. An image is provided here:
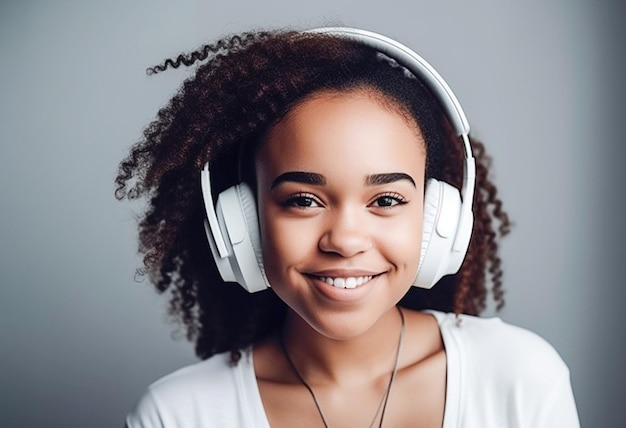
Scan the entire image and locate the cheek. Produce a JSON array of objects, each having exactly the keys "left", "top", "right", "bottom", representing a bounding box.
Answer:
[
  {"left": 259, "top": 209, "right": 317, "bottom": 281},
  {"left": 372, "top": 203, "right": 424, "bottom": 276},
  {"left": 262, "top": 219, "right": 301, "bottom": 261},
  {"left": 398, "top": 222, "right": 423, "bottom": 253}
]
